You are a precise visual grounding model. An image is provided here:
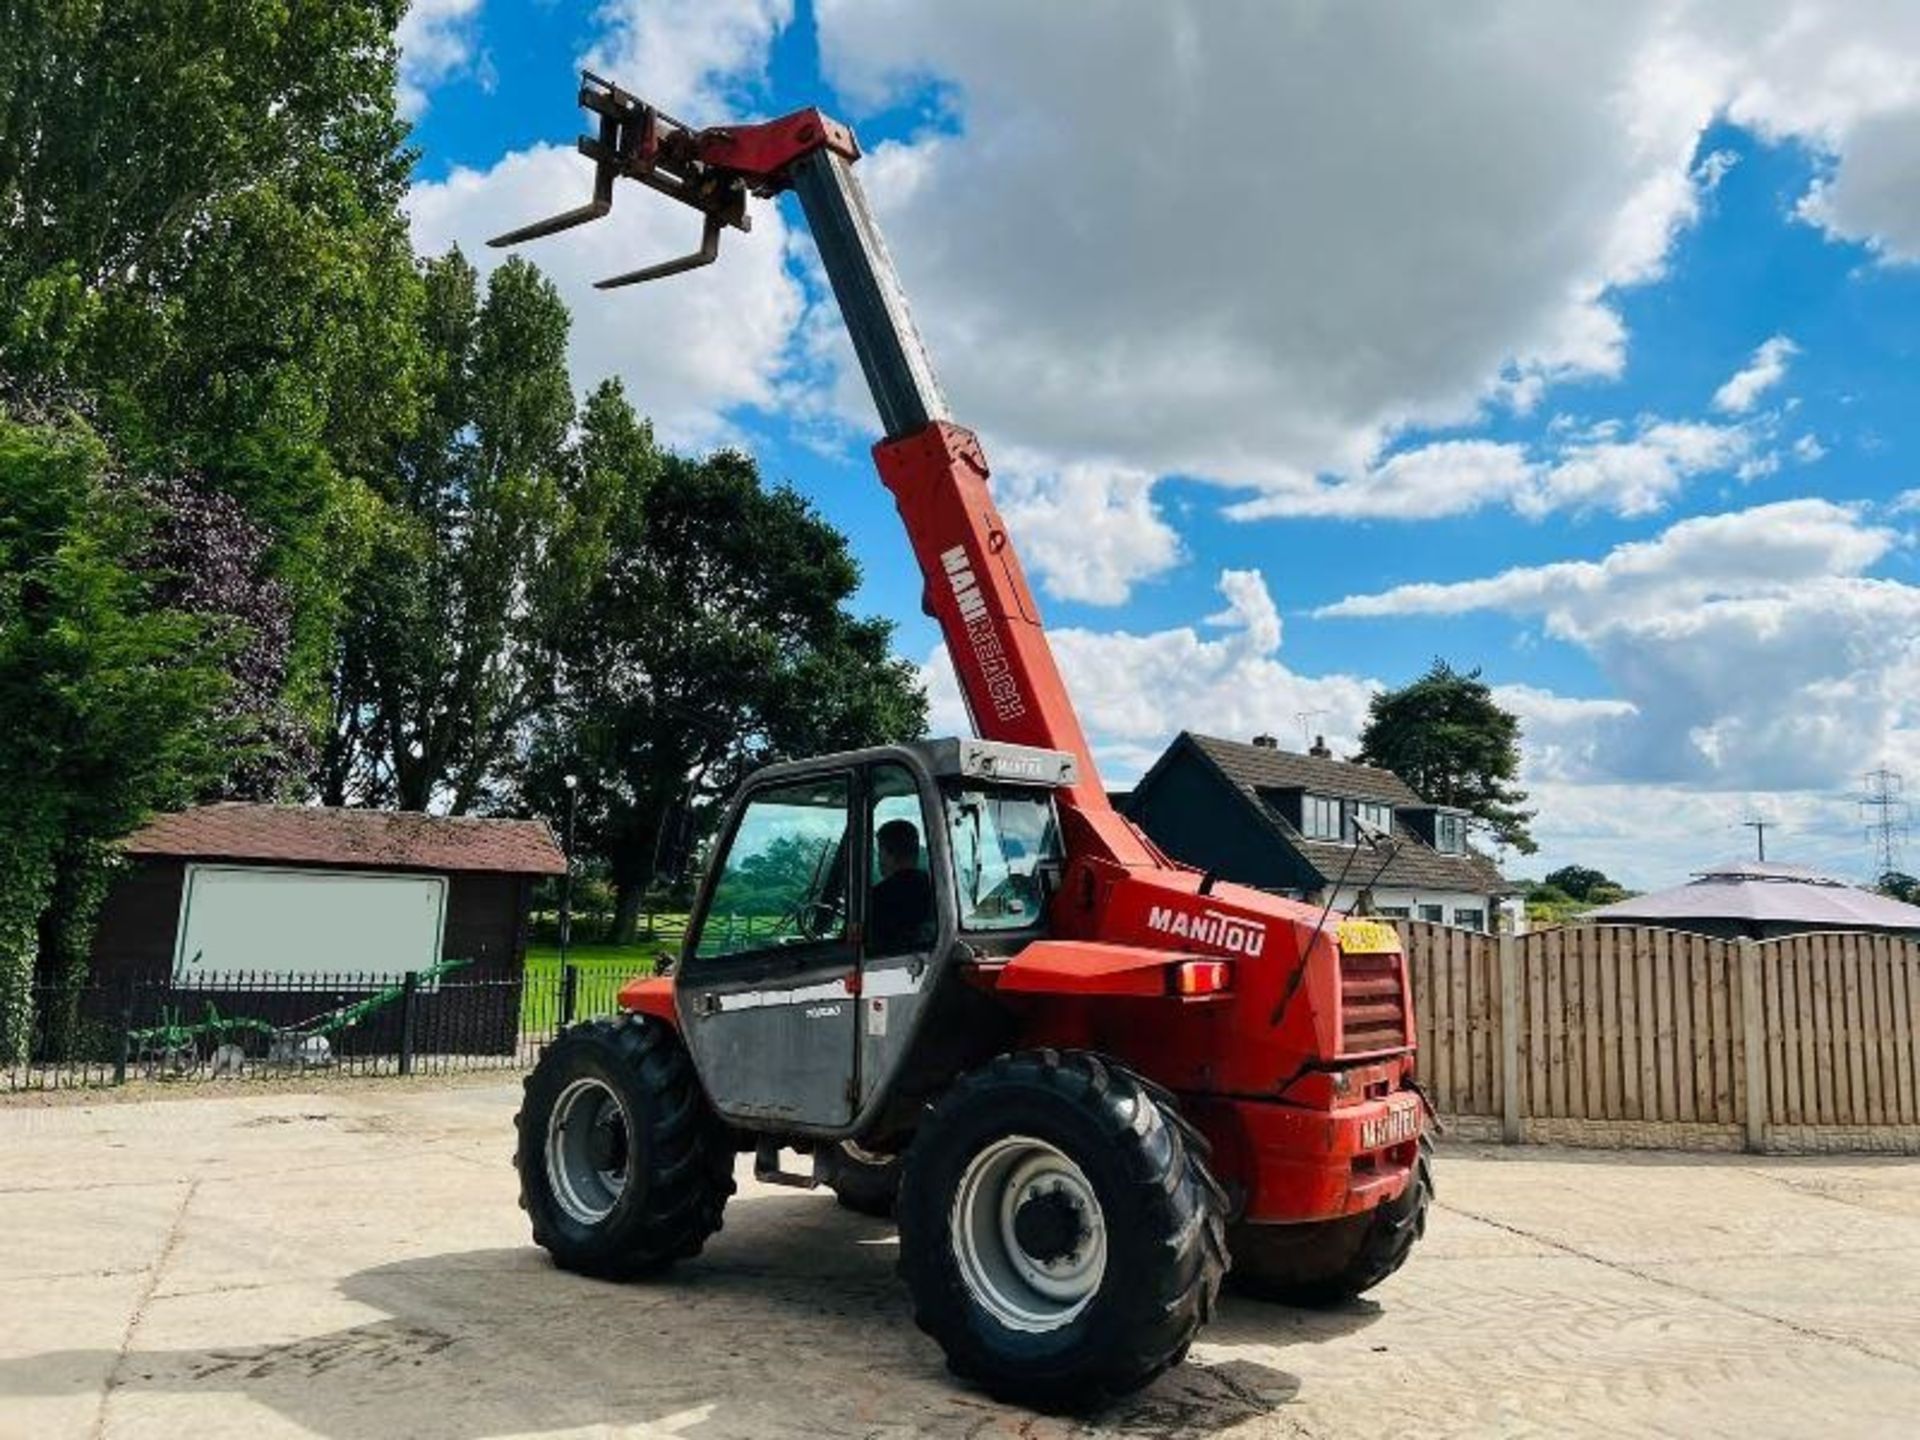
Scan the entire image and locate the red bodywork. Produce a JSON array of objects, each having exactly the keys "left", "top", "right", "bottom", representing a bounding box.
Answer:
[{"left": 606, "top": 108, "right": 1424, "bottom": 1229}]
